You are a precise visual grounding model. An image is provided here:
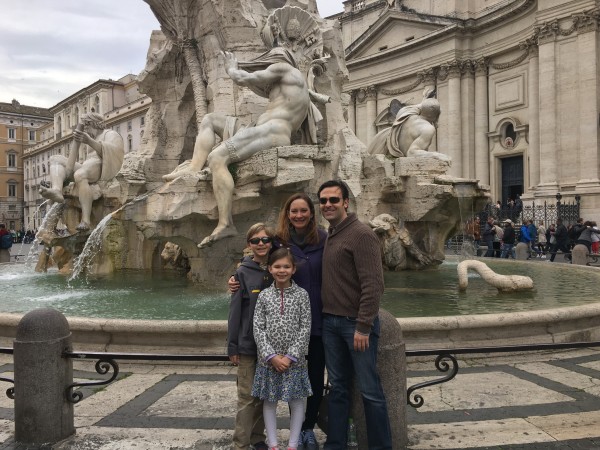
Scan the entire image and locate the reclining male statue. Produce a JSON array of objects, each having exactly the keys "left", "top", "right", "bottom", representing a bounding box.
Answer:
[
  {"left": 368, "top": 89, "right": 450, "bottom": 162},
  {"left": 39, "top": 112, "right": 124, "bottom": 231},
  {"left": 163, "top": 10, "right": 329, "bottom": 249}
]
